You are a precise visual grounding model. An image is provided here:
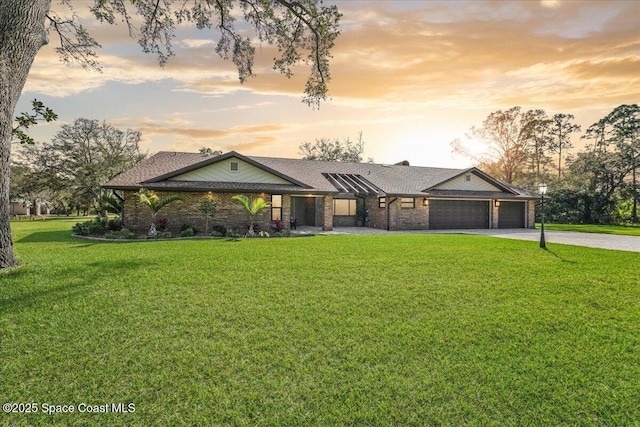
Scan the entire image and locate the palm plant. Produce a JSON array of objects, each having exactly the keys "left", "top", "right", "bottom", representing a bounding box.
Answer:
[
  {"left": 138, "top": 188, "right": 184, "bottom": 238},
  {"left": 98, "top": 194, "right": 123, "bottom": 217},
  {"left": 232, "top": 195, "right": 270, "bottom": 237}
]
